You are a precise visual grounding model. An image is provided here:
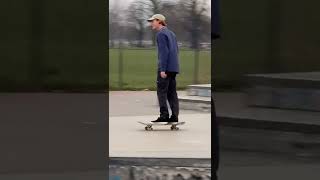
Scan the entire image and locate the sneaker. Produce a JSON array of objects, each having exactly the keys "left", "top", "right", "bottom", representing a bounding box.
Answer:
[
  {"left": 151, "top": 116, "right": 169, "bottom": 123},
  {"left": 168, "top": 115, "right": 178, "bottom": 122}
]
